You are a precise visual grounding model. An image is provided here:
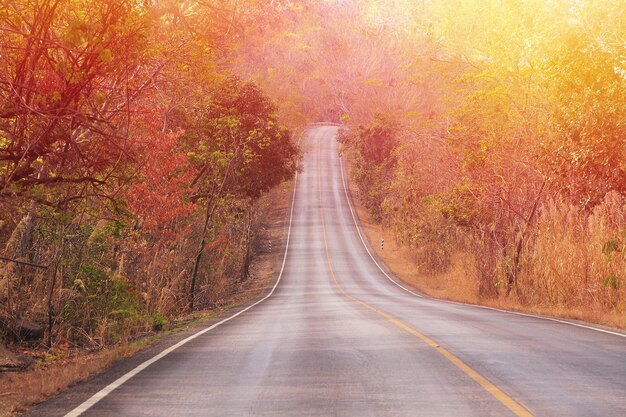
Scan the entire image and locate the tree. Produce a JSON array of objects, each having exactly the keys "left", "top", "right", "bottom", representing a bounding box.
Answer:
[
  {"left": 183, "top": 77, "right": 298, "bottom": 310},
  {"left": 0, "top": 0, "right": 151, "bottom": 206}
]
